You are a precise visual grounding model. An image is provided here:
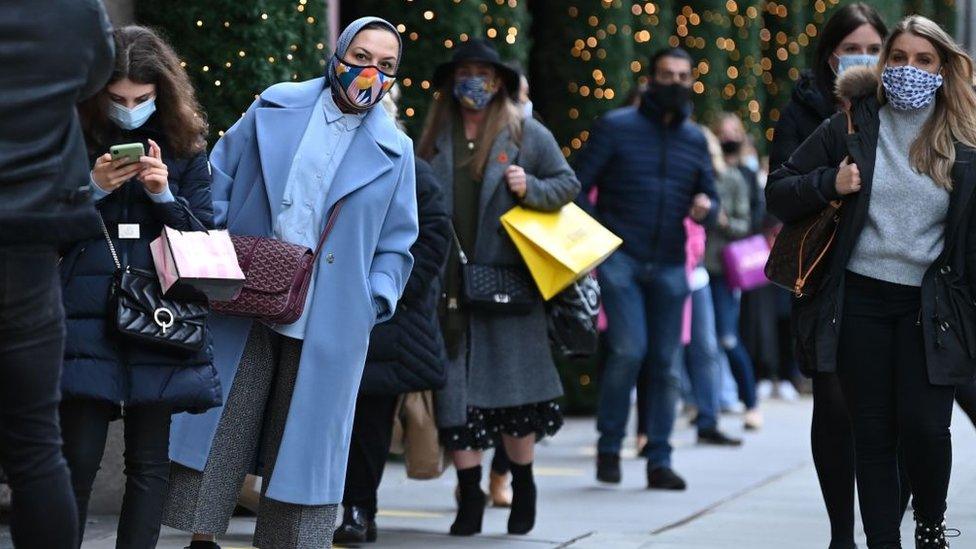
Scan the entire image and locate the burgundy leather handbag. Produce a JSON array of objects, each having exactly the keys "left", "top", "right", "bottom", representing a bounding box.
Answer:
[{"left": 211, "top": 200, "right": 344, "bottom": 324}]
